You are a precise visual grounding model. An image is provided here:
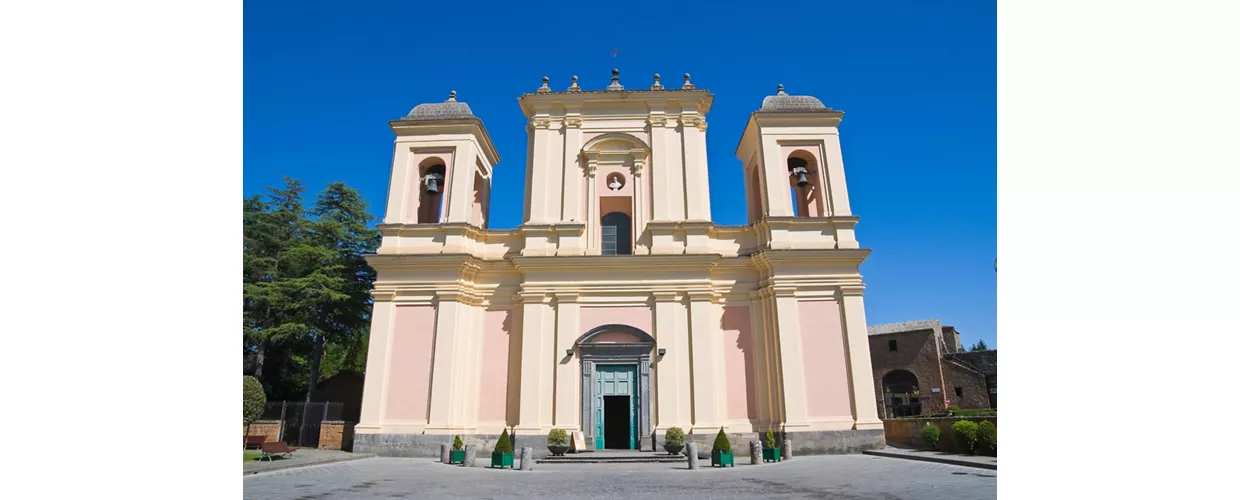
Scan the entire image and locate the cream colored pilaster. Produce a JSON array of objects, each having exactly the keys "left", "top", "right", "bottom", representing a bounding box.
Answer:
[
  {"left": 444, "top": 142, "right": 477, "bottom": 224},
  {"left": 357, "top": 292, "right": 396, "bottom": 431},
  {"left": 428, "top": 291, "right": 465, "bottom": 429},
  {"left": 839, "top": 286, "right": 883, "bottom": 429},
  {"left": 460, "top": 301, "right": 484, "bottom": 430},
  {"left": 822, "top": 133, "right": 852, "bottom": 216},
  {"left": 544, "top": 119, "right": 565, "bottom": 222},
  {"left": 631, "top": 152, "right": 648, "bottom": 253},
  {"left": 385, "top": 147, "right": 411, "bottom": 224},
  {"left": 653, "top": 291, "right": 691, "bottom": 429},
  {"left": 553, "top": 293, "right": 581, "bottom": 430},
  {"left": 747, "top": 291, "right": 771, "bottom": 429},
  {"left": 666, "top": 118, "right": 687, "bottom": 220},
  {"left": 681, "top": 115, "right": 710, "bottom": 221},
  {"left": 561, "top": 115, "right": 584, "bottom": 222},
  {"left": 648, "top": 116, "right": 671, "bottom": 220},
  {"left": 770, "top": 287, "right": 809, "bottom": 430},
  {"left": 527, "top": 117, "right": 552, "bottom": 223},
  {"left": 516, "top": 291, "right": 554, "bottom": 433},
  {"left": 584, "top": 153, "right": 600, "bottom": 255},
  {"left": 687, "top": 291, "right": 724, "bottom": 428},
  {"left": 760, "top": 136, "right": 795, "bottom": 217}
]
